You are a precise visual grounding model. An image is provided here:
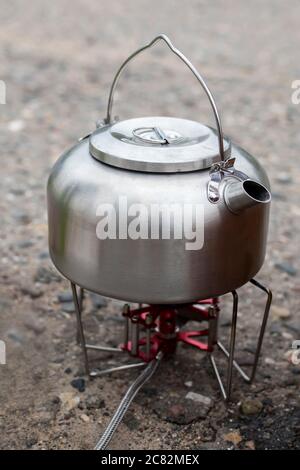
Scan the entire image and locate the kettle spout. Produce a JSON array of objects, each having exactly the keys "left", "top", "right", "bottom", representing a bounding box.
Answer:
[{"left": 224, "top": 179, "right": 271, "bottom": 214}]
